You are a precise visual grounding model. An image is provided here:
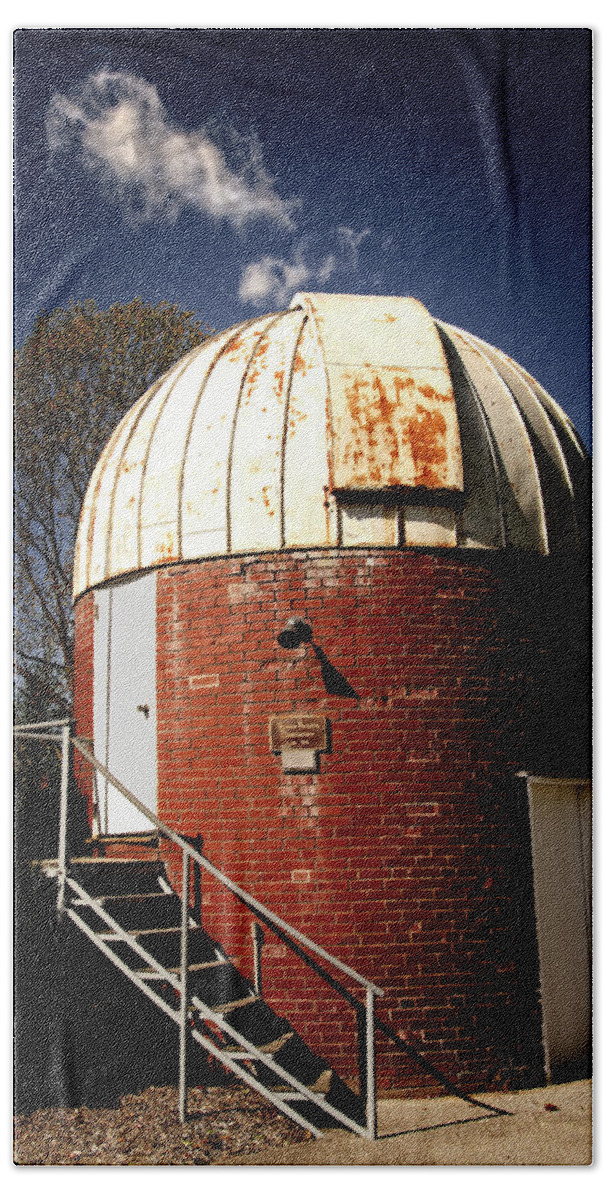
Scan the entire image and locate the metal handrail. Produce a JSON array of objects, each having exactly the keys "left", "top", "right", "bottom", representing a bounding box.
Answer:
[
  {"left": 71, "top": 735, "right": 383, "bottom": 998},
  {"left": 14, "top": 721, "right": 382, "bottom": 1138},
  {"left": 13, "top": 718, "right": 72, "bottom": 730}
]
